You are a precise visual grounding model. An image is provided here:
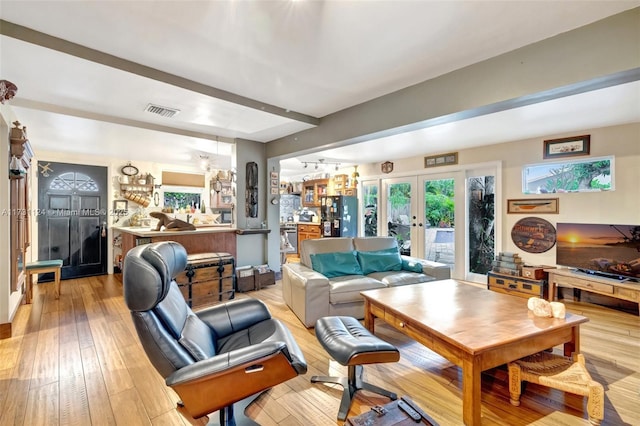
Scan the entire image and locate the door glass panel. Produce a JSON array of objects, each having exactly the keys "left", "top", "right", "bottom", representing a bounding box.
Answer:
[
  {"left": 468, "top": 175, "right": 496, "bottom": 275},
  {"left": 424, "top": 179, "right": 455, "bottom": 268},
  {"left": 386, "top": 182, "right": 412, "bottom": 255},
  {"left": 362, "top": 182, "right": 379, "bottom": 236}
]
